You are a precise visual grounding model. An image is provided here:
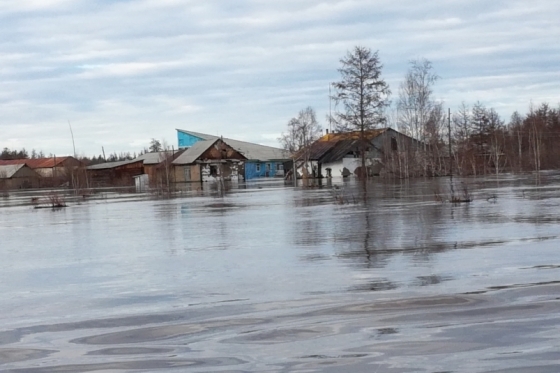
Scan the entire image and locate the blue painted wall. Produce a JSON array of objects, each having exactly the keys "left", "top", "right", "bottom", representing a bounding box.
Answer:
[
  {"left": 244, "top": 161, "right": 282, "bottom": 179},
  {"left": 177, "top": 131, "right": 205, "bottom": 149}
]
